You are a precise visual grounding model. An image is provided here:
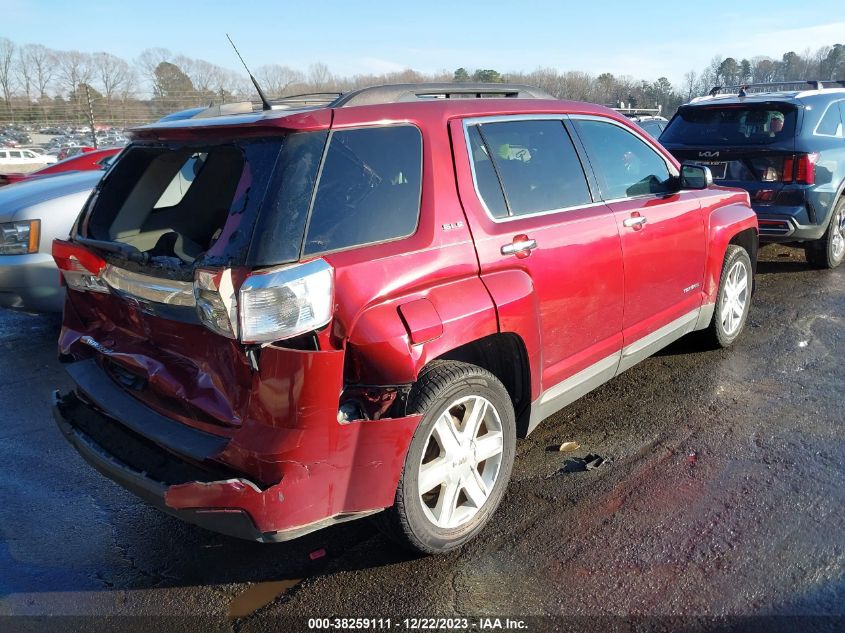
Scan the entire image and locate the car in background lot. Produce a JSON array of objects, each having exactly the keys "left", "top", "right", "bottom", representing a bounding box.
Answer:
[
  {"left": 0, "top": 147, "right": 121, "bottom": 187},
  {"left": 661, "top": 80, "right": 845, "bottom": 269},
  {"left": 51, "top": 83, "right": 758, "bottom": 555},
  {"left": 0, "top": 170, "right": 102, "bottom": 312},
  {"left": 57, "top": 145, "right": 95, "bottom": 161},
  {"left": 0, "top": 147, "right": 56, "bottom": 168},
  {"left": 632, "top": 115, "right": 669, "bottom": 139},
  {"left": 614, "top": 106, "right": 668, "bottom": 139}
]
